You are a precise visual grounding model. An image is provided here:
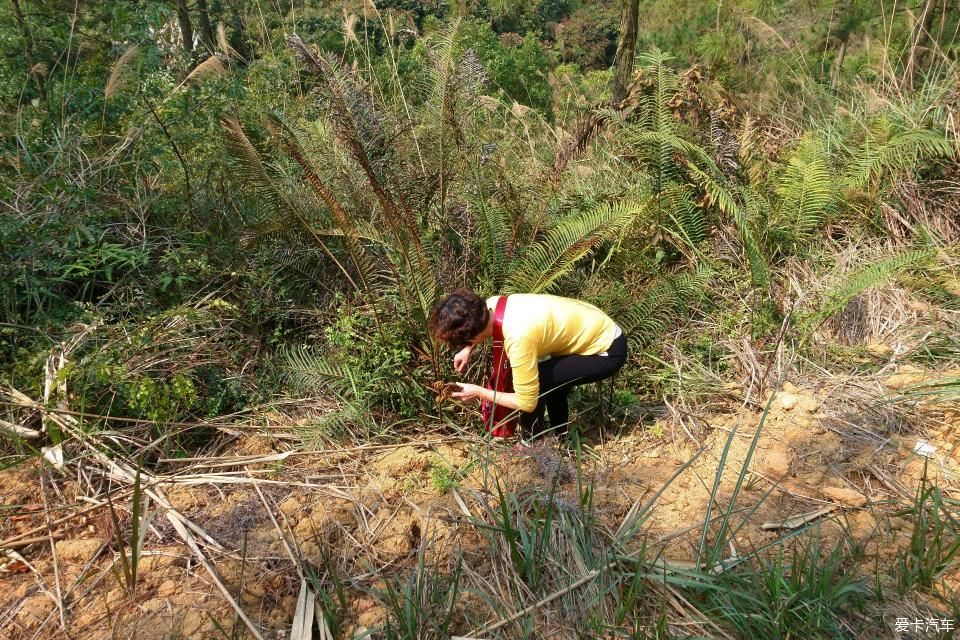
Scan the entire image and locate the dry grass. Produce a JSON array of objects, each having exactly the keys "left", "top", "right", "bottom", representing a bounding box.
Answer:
[{"left": 2, "top": 271, "right": 959, "bottom": 638}]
